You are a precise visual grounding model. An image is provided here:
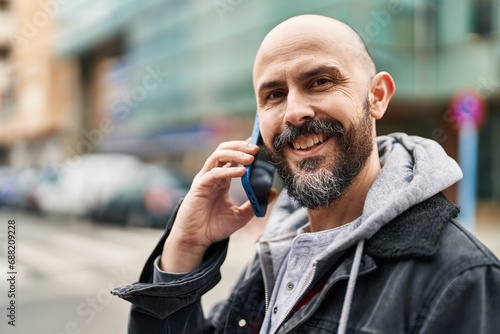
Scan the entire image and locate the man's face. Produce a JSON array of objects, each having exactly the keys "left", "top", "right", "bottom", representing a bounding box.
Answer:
[{"left": 253, "top": 25, "right": 375, "bottom": 209}]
